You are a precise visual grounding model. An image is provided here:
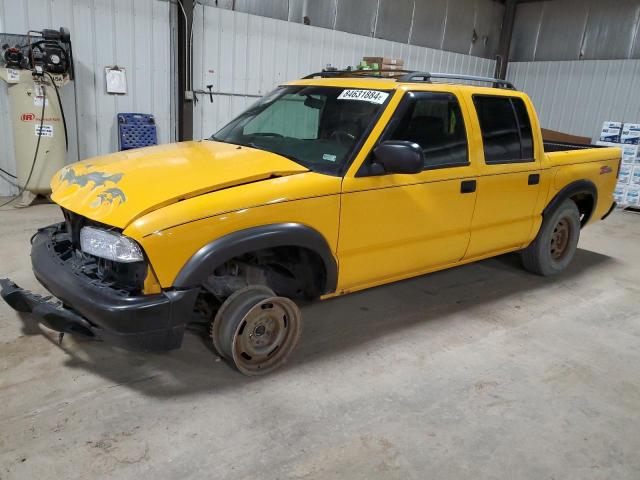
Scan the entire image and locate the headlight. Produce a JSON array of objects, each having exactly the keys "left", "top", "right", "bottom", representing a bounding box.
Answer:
[{"left": 80, "top": 226, "right": 144, "bottom": 263}]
